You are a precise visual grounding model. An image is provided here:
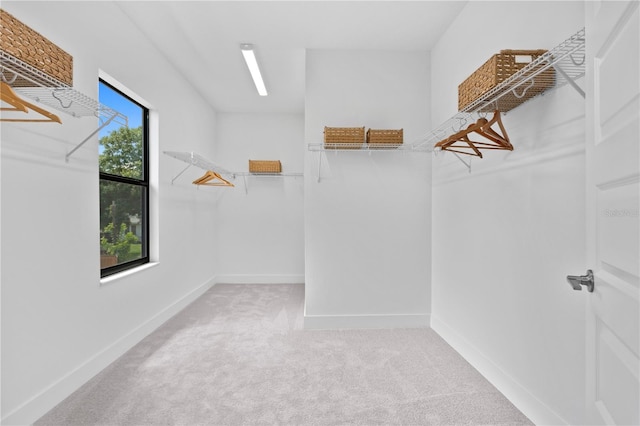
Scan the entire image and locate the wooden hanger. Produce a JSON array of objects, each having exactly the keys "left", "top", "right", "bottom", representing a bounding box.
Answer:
[
  {"left": 192, "top": 170, "right": 234, "bottom": 187},
  {"left": 435, "top": 110, "right": 512, "bottom": 157},
  {"left": 0, "top": 81, "right": 62, "bottom": 124},
  {"left": 475, "top": 110, "right": 512, "bottom": 150},
  {"left": 436, "top": 126, "right": 485, "bottom": 157},
  {"left": 1, "top": 88, "right": 29, "bottom": 113}
]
